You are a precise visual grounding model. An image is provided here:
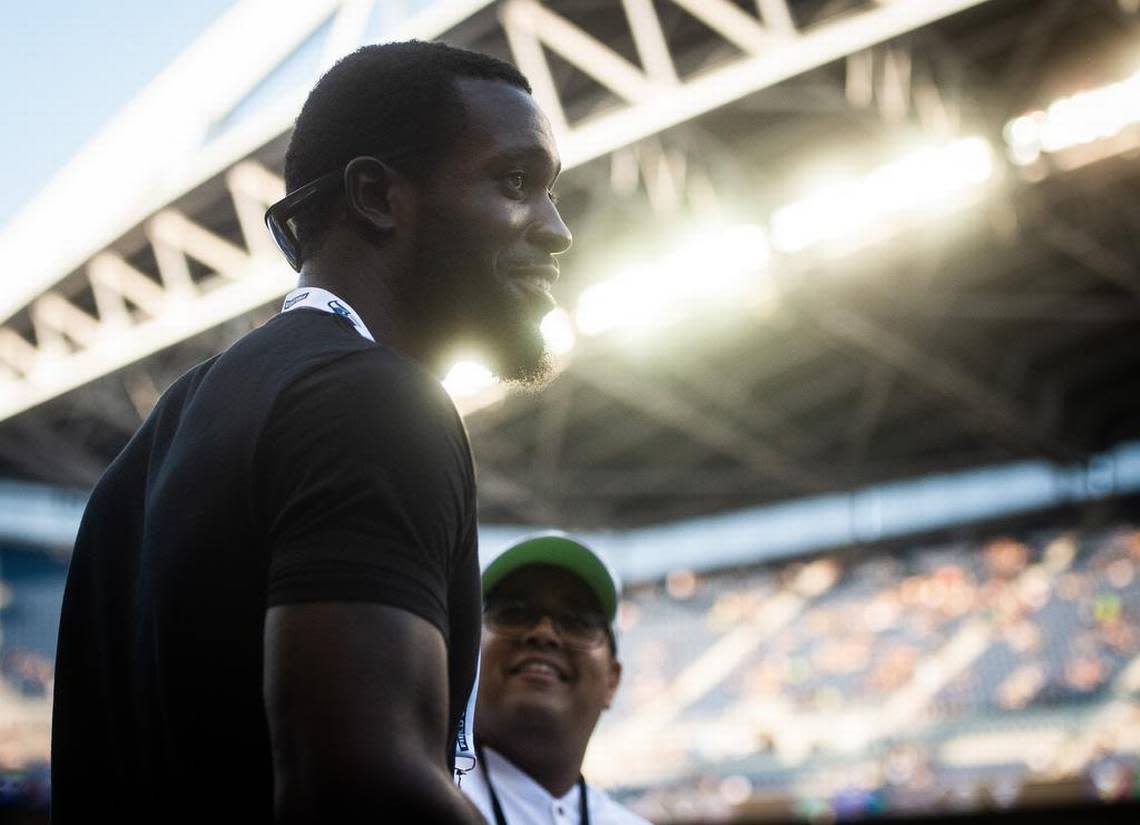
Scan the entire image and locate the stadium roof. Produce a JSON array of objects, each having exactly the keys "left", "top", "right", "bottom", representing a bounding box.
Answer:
[{"left": 1, "top": 0, "right": 1139, "bottom": 530}]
